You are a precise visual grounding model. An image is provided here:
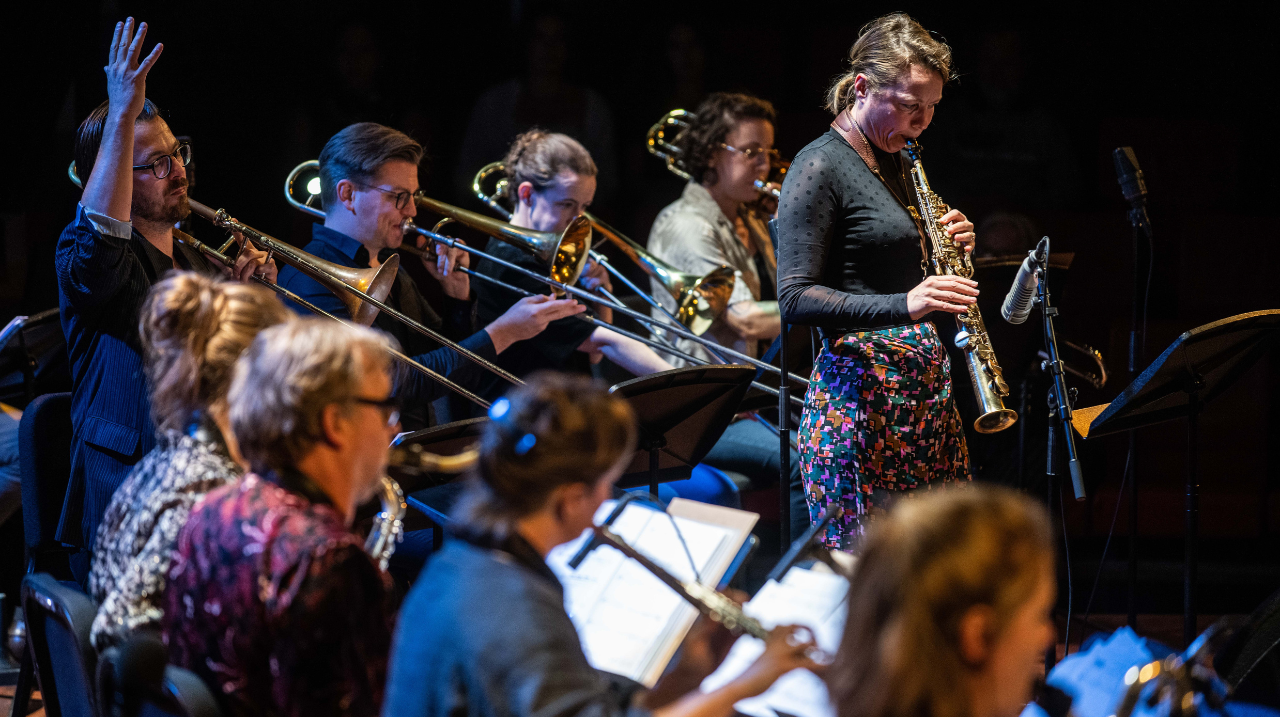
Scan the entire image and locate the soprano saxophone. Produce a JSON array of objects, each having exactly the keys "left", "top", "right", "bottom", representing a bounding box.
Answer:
[{"left": 904, "top": 140, "right": 1017, "bottom": 434}]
